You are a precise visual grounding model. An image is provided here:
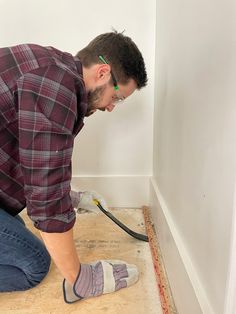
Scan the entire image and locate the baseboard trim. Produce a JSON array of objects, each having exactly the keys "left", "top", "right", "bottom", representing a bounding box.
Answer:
[
  {"left": 149, "top": 177, "right": 214, "bottom": 314},
  {"left": 223, "top": 185, "right": 236, "bottom": 314},
  {"left": 71, "top": 175, "right": 150, "bottom": 208}
]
